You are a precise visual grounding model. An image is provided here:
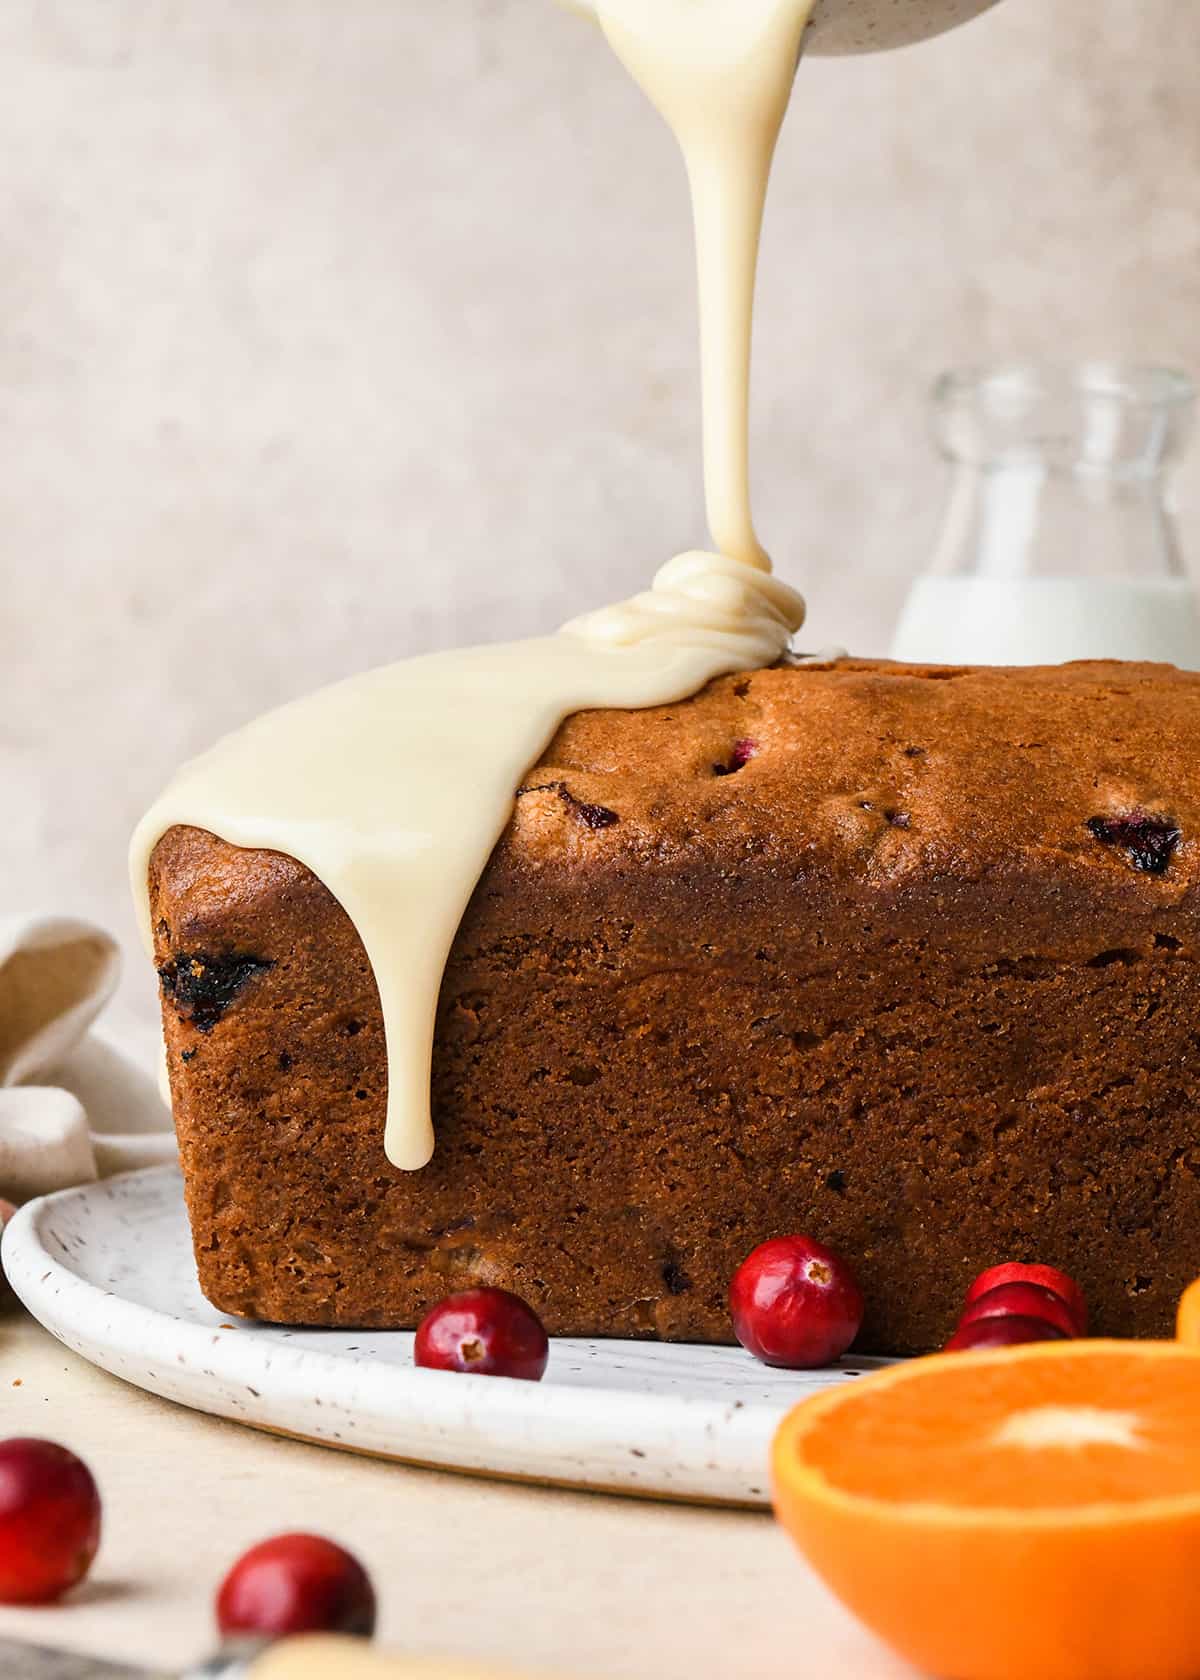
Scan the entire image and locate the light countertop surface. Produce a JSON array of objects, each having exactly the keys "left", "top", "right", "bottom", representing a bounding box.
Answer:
[{"left": 0, "top": 1312, "right": 909, "bottom": 1679}]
